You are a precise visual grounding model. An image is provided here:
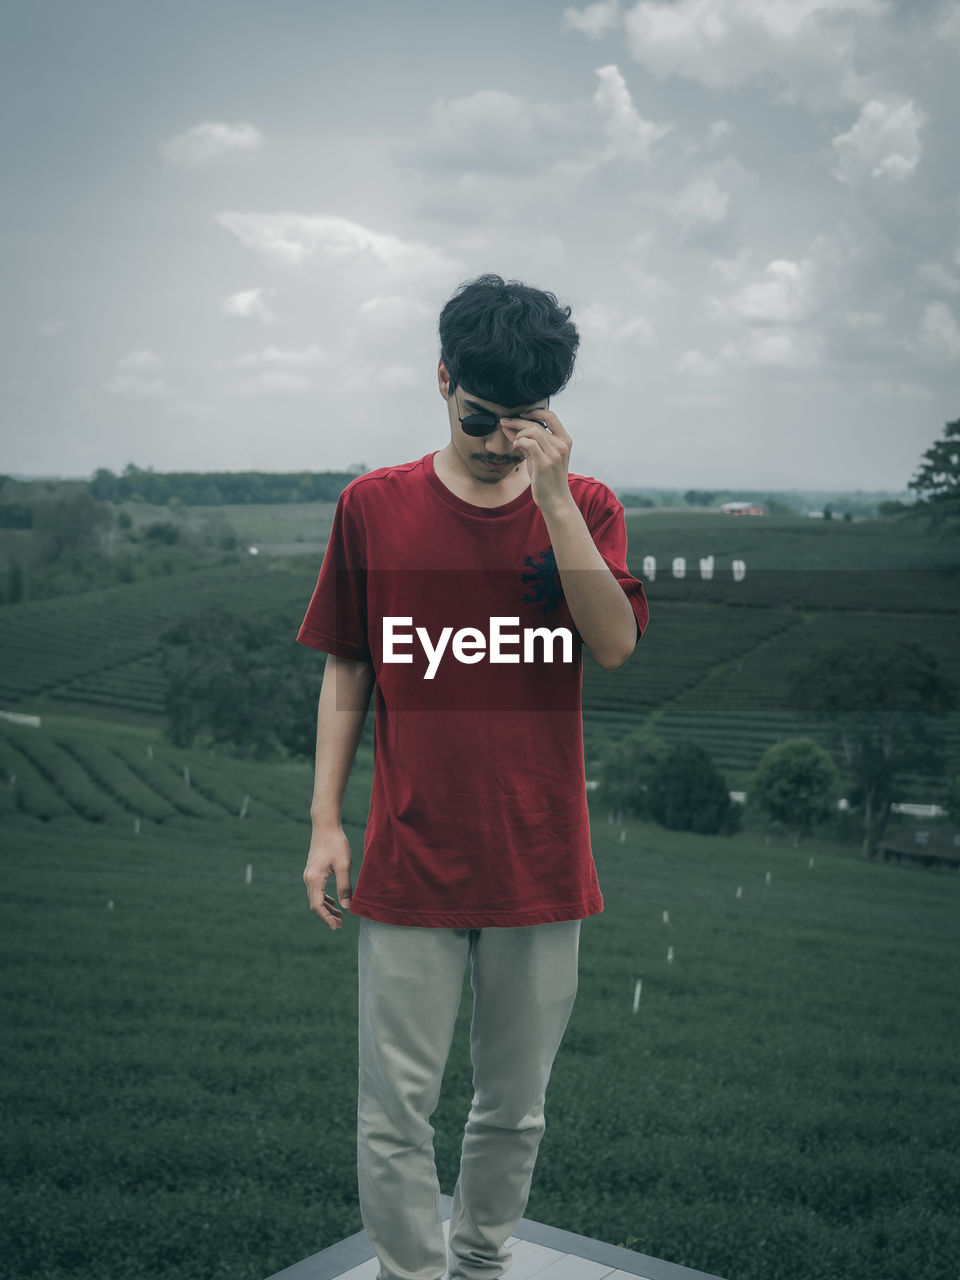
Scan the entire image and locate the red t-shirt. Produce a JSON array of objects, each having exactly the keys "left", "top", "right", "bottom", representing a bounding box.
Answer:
[{"left": 296, "top": 449, "right": 649, "bottom": 929}]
